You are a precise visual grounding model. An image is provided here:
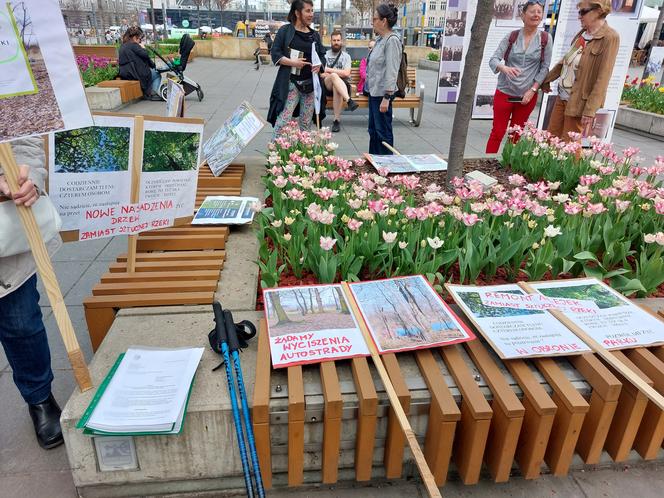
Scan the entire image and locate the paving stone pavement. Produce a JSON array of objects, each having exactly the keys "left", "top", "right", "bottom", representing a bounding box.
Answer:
[{"left": 1, "top": 58, "right": 662, "bottom": 498}]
